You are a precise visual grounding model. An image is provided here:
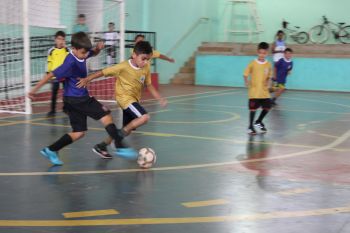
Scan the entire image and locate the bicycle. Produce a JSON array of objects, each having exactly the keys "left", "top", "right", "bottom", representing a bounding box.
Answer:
[
  {"left": 282, "top": 20, "right": 309, "bottom": 44},
  {"left": 309, "top": 16, "right": 350, "bottom": 44}
]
